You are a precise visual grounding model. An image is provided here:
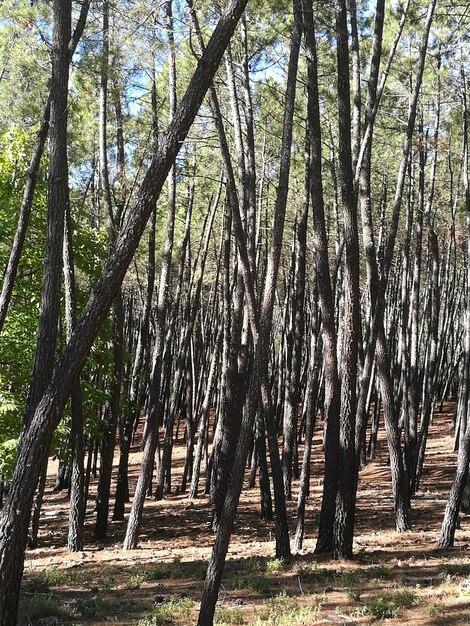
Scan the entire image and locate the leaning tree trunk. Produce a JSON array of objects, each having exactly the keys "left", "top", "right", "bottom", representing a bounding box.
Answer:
[
  {"left": 186, "top": 1, "right": 245, "bottom": 531},
  {"left": 415, "top": 68, "right": 441, "bottom": 490},
  {"left": 123, "top": 1, "right": 179, "bottom": 547},
  {"left": 197, "top": 4, "right": 301, "bottom": 622},
  {"left": 282, "top": 188, "right": 308, "bottom": 498},
  {"left": 439, "top": 420, "right": 470, "bottom": 547},
  {"left": 294, "top": 272, "right": 321, "bottom": 552},
  {"left": 0, "top": 3, "right": 248, "bottom": 622},
  {"left": 0, "top": 98, "right": 50, "bottom": 334},
  {"left": 188, "top": 331, "right": 222, "bottom": 499},
  {"left": 357, "top": 0, "right": 436, "bottom": 533},
  {"left": 113, "top": 73, "right": 158, "bottom": 521},
  {"left": 354, "top": 0, "right": 385, "bottom": 462}
]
